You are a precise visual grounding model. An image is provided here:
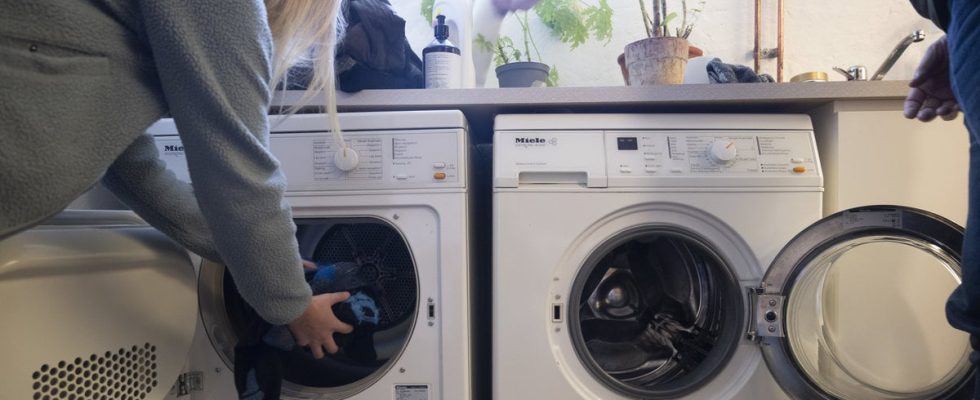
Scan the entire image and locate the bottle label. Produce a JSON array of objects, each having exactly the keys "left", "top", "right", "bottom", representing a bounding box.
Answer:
[{"left": 424, "top": 51, "right": 462, "bottom": 89}]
